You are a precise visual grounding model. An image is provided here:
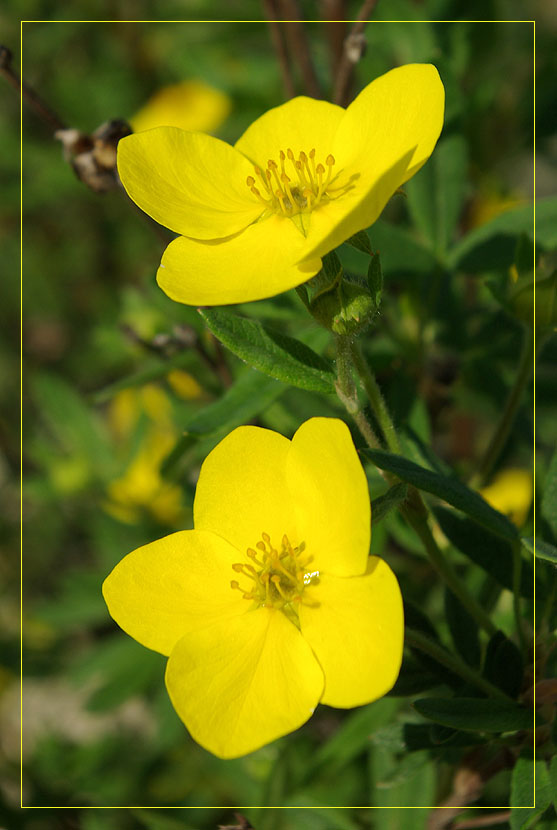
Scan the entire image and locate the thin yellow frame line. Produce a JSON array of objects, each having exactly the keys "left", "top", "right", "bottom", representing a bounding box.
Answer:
[{"left": 19, "top": 17, "right": 537, "bottom": 811}]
